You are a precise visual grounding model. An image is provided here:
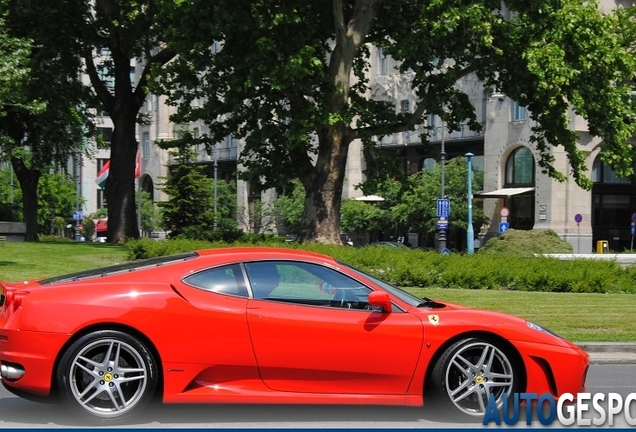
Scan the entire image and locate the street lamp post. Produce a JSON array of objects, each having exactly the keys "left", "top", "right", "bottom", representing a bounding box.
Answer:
[
  {"left": 466, "top": 152, "right": 474, "bottom": 254},
  {"left": 214, "top": 158, "right": 218, "bottom": 230},
  {"left": 438, "top": 118, "right": 447, "bottom": 252}
]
